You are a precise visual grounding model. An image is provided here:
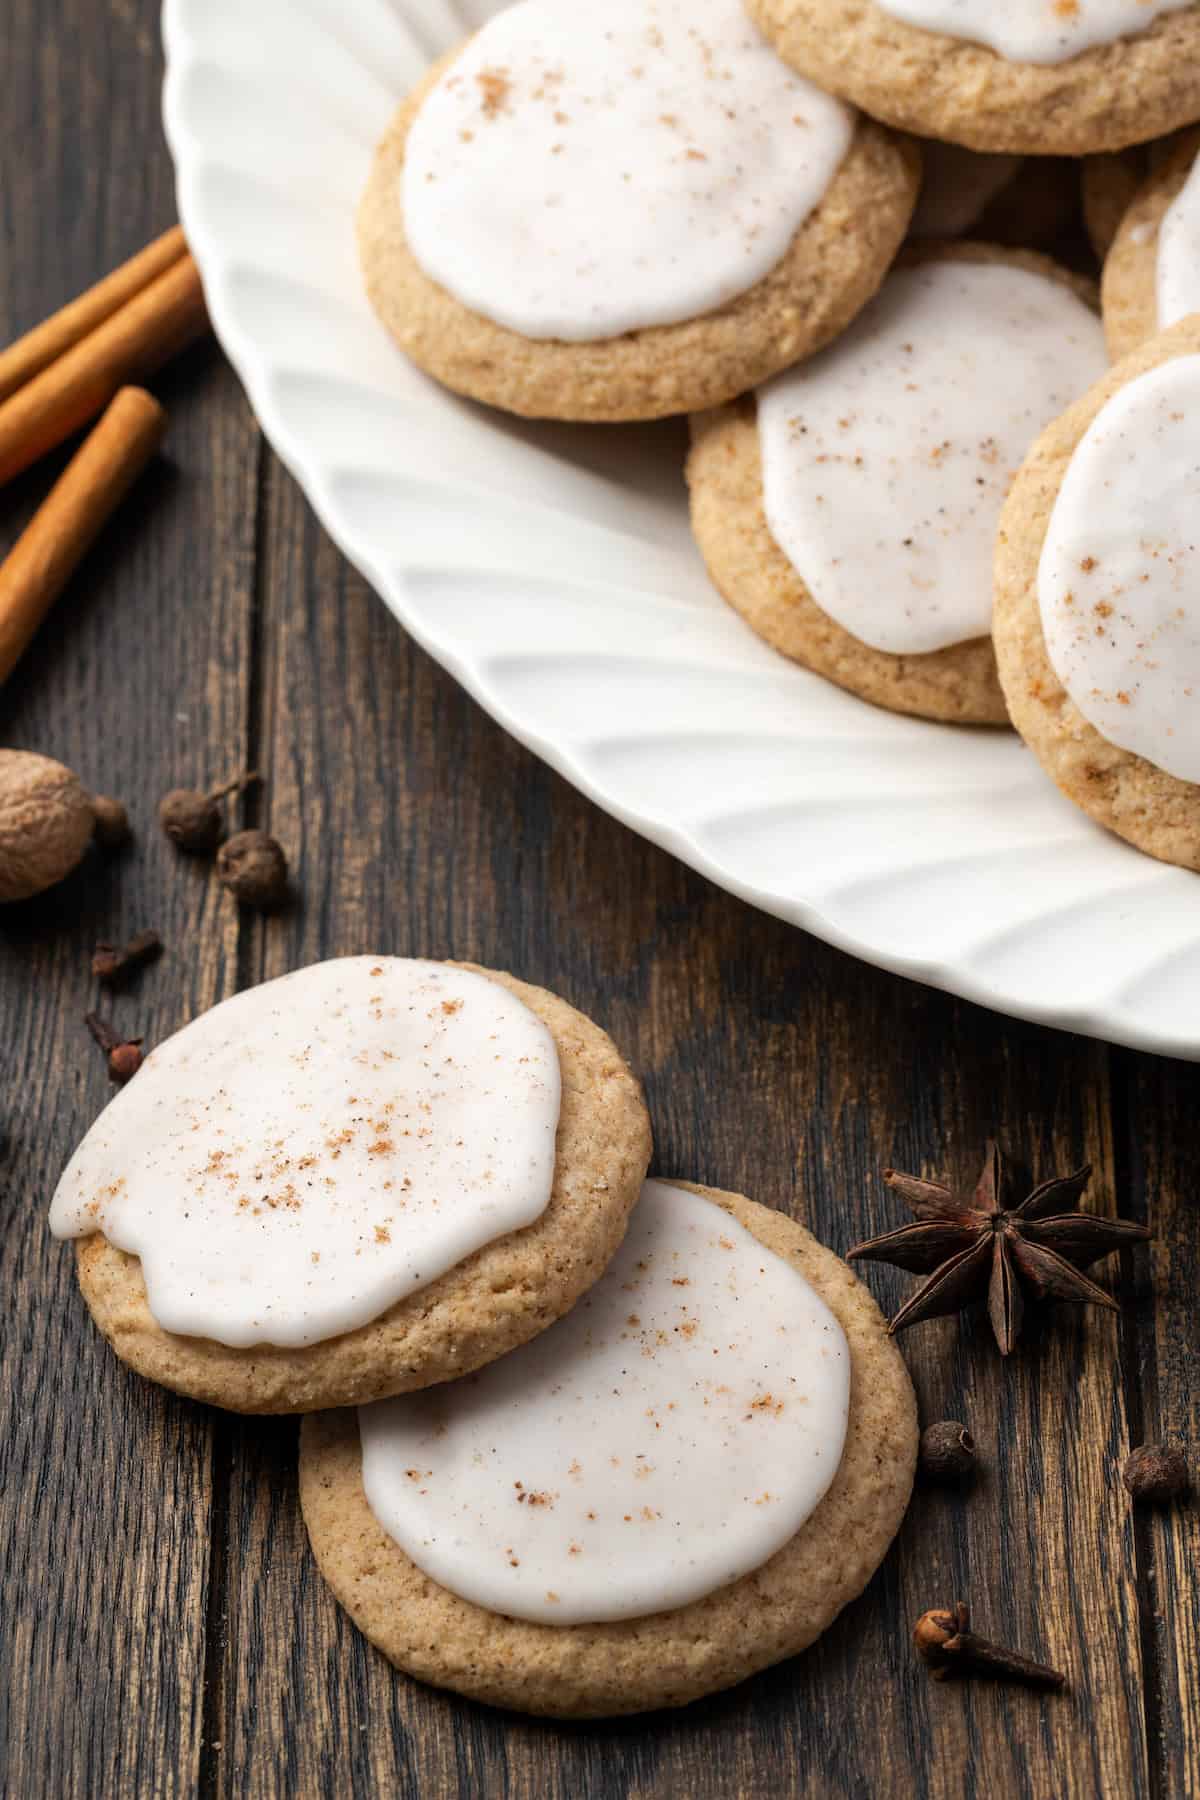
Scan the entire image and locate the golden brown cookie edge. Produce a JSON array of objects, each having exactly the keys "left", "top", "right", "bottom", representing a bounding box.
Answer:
[
  {"left": 993, "top": 315, "right": 1200, "bottom": 870},
  {"left": 72, "top": 964, "right": 652, "bottom": 1413},
  {"left": 747, "top": 0, "right": 1200, "bottom": 156},
  {"left": 298, "top": 1179, "right": 917, "bottom": 1718},
  {"left": 686, "top": 242, "right": 1098, "bottom": 726},
  {"left": 1102, "top": 128, "right": 1200, "bottom": 359},
  {"left": 357, "top": 48, "right": 919, "bottom": 422}
]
